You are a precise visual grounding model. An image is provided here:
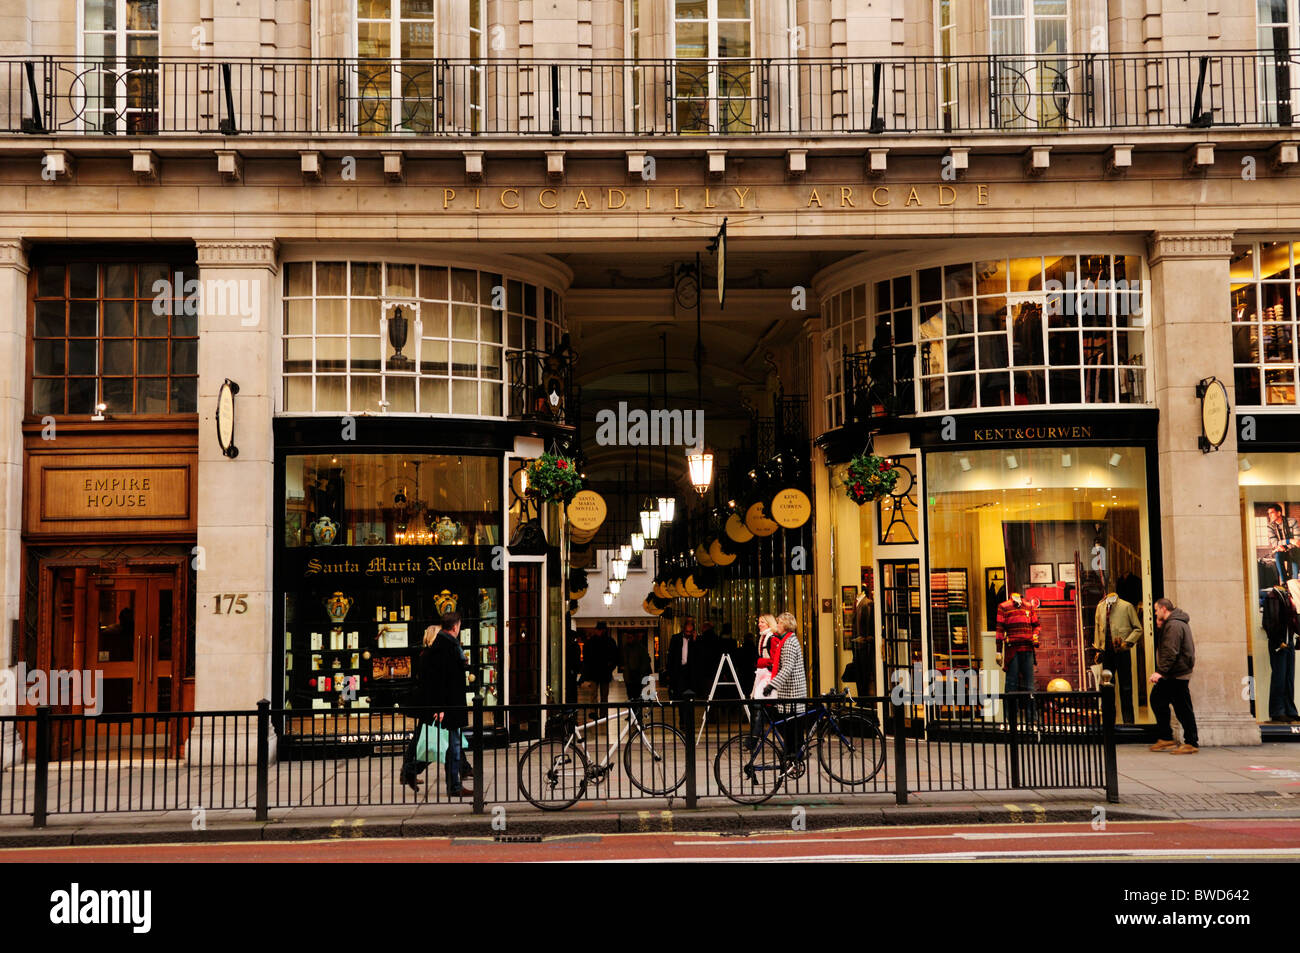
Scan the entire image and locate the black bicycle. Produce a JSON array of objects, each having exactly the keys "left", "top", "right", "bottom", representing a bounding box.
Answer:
[{"left": 714, "top": 690, "right": 886, "bottom": 805}]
